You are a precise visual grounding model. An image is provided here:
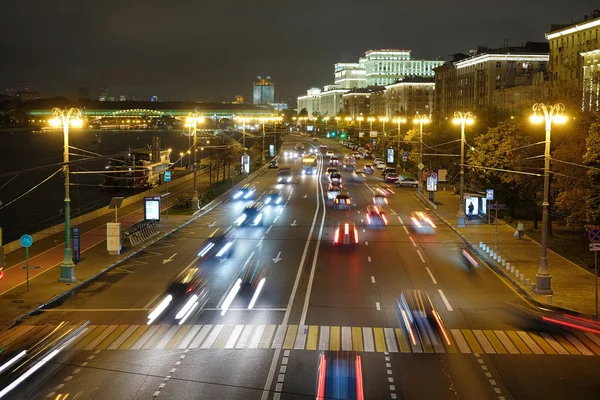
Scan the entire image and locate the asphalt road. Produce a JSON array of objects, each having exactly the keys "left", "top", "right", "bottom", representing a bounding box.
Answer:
[{"left": 4, "top": 135, "right": 600, "bottom": 400}]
